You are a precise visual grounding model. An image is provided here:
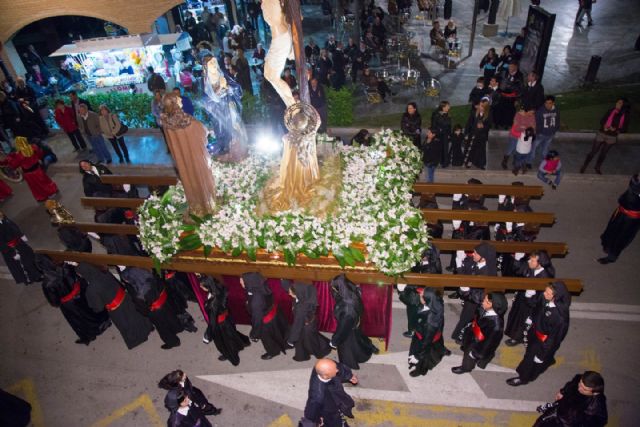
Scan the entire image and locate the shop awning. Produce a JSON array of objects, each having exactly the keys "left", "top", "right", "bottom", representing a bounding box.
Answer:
[{"left": 49, "top": 32, "right": 189, "bottom": 57}]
